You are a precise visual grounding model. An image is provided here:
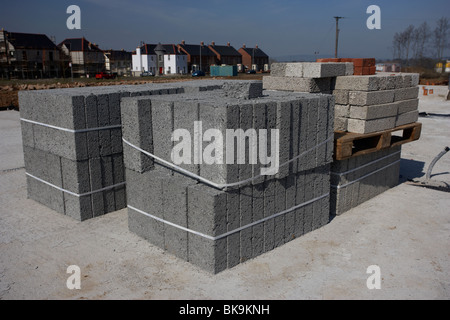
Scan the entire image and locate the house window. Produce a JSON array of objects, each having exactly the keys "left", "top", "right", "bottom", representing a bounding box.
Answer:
[
  {"left": 49, "top": 52, "right": 54, "bottom": 61},
  {"left": 22, "top": 51, "right": 27, "bottom": 61},
  {"left": 168, "top": 66, "right": 171, "bottom": 74},
  {"left": 159, "top": 55, "right": 162, "bottom": 62}
]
